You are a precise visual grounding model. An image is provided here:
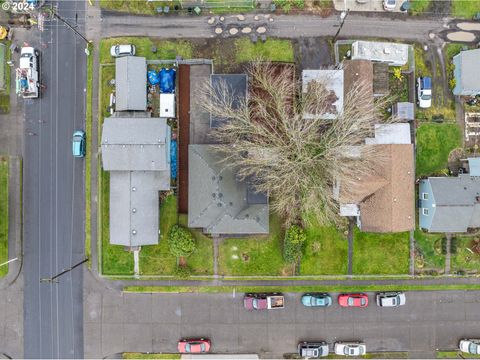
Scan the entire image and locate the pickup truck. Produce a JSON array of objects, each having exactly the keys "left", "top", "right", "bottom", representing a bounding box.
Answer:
[{"left": 243, "top": 293, "right": 284, "bottom": 310}]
